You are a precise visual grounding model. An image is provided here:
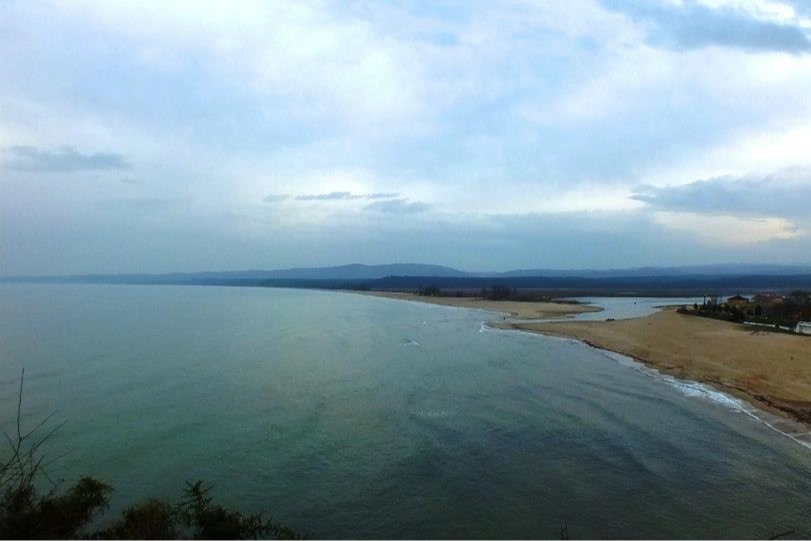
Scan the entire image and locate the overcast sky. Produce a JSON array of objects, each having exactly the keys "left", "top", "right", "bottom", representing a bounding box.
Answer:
[{"left": 2, "top": 0, "right": 811, "bottom": 274}]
